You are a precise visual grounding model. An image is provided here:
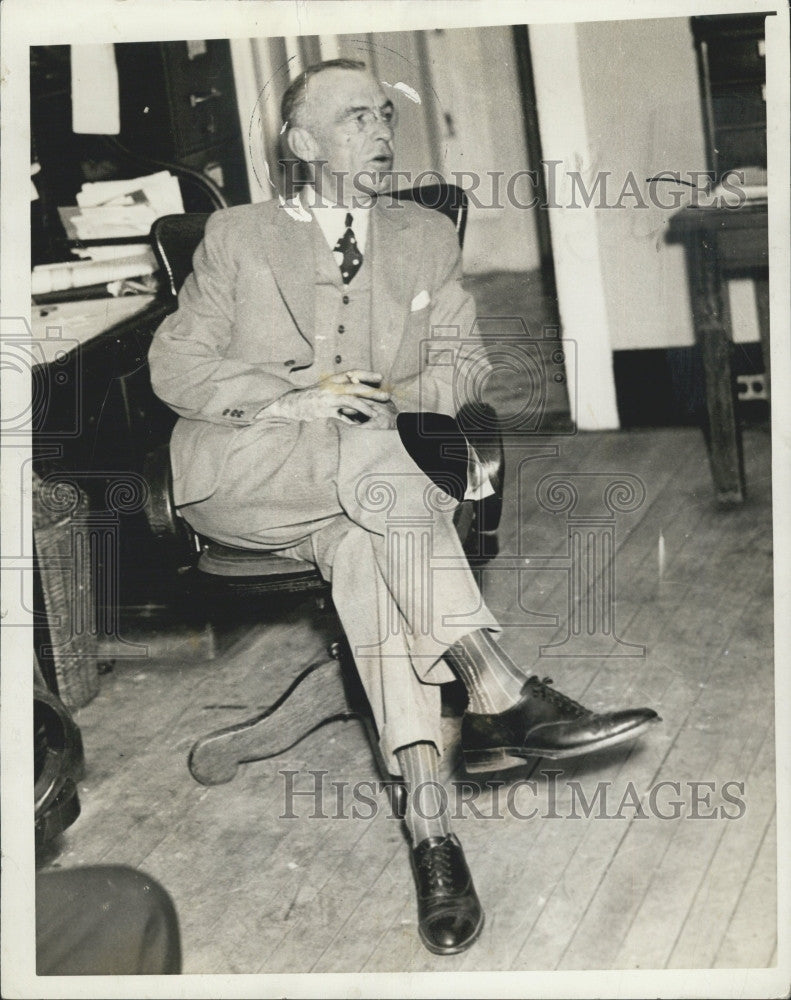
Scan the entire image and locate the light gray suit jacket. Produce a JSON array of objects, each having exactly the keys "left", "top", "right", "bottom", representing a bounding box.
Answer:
[{"left": 148, "top": 195, "right": 485, "bottom": 512}]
